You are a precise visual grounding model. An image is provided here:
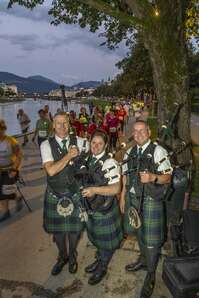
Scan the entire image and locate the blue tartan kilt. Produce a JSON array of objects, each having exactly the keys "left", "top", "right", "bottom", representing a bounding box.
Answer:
[
  {"left": 43, "top": 189, "right": 84, "bottom": 234},
  {"left": 124, "top": 192, "right": 165, "bottom": 247},
  {"left": 86, "top": 199, "right": 123, "bottom": 251},
  {"left": 141, "top": 197, "right": 165, "bottom": 247}
]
